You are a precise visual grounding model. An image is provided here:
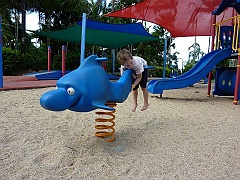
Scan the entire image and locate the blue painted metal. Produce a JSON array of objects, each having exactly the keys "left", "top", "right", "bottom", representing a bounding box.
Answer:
[
  {"left": 80, "top": 13, "right": 86, "bottom": 64},
  {"left": 112, "top": 49, "right": 115, "bottom": 73},
  {"left": 212, "top": 0, "right": 240, "bottom": 15},
  {"left": 40, "top": 55, "right": 133, "bottom": 112},
  {"left": 34, "top": 70, "right": 71, "bottom": 80},
  {"left": 163, "top": 38, "right": 167, "bottom": 79},
  {"left": 0, "top": 16, "right": 3, "bottom": 88},
  {"left": 148, "top": 48, "right": 232, "bottom": 94}
]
